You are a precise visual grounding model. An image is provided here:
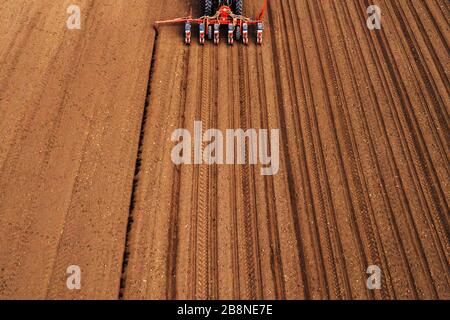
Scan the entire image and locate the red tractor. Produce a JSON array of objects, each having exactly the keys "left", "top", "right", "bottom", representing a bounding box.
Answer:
[{"left": 155, "top": 0, "right": 267, "bottom": 45}]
